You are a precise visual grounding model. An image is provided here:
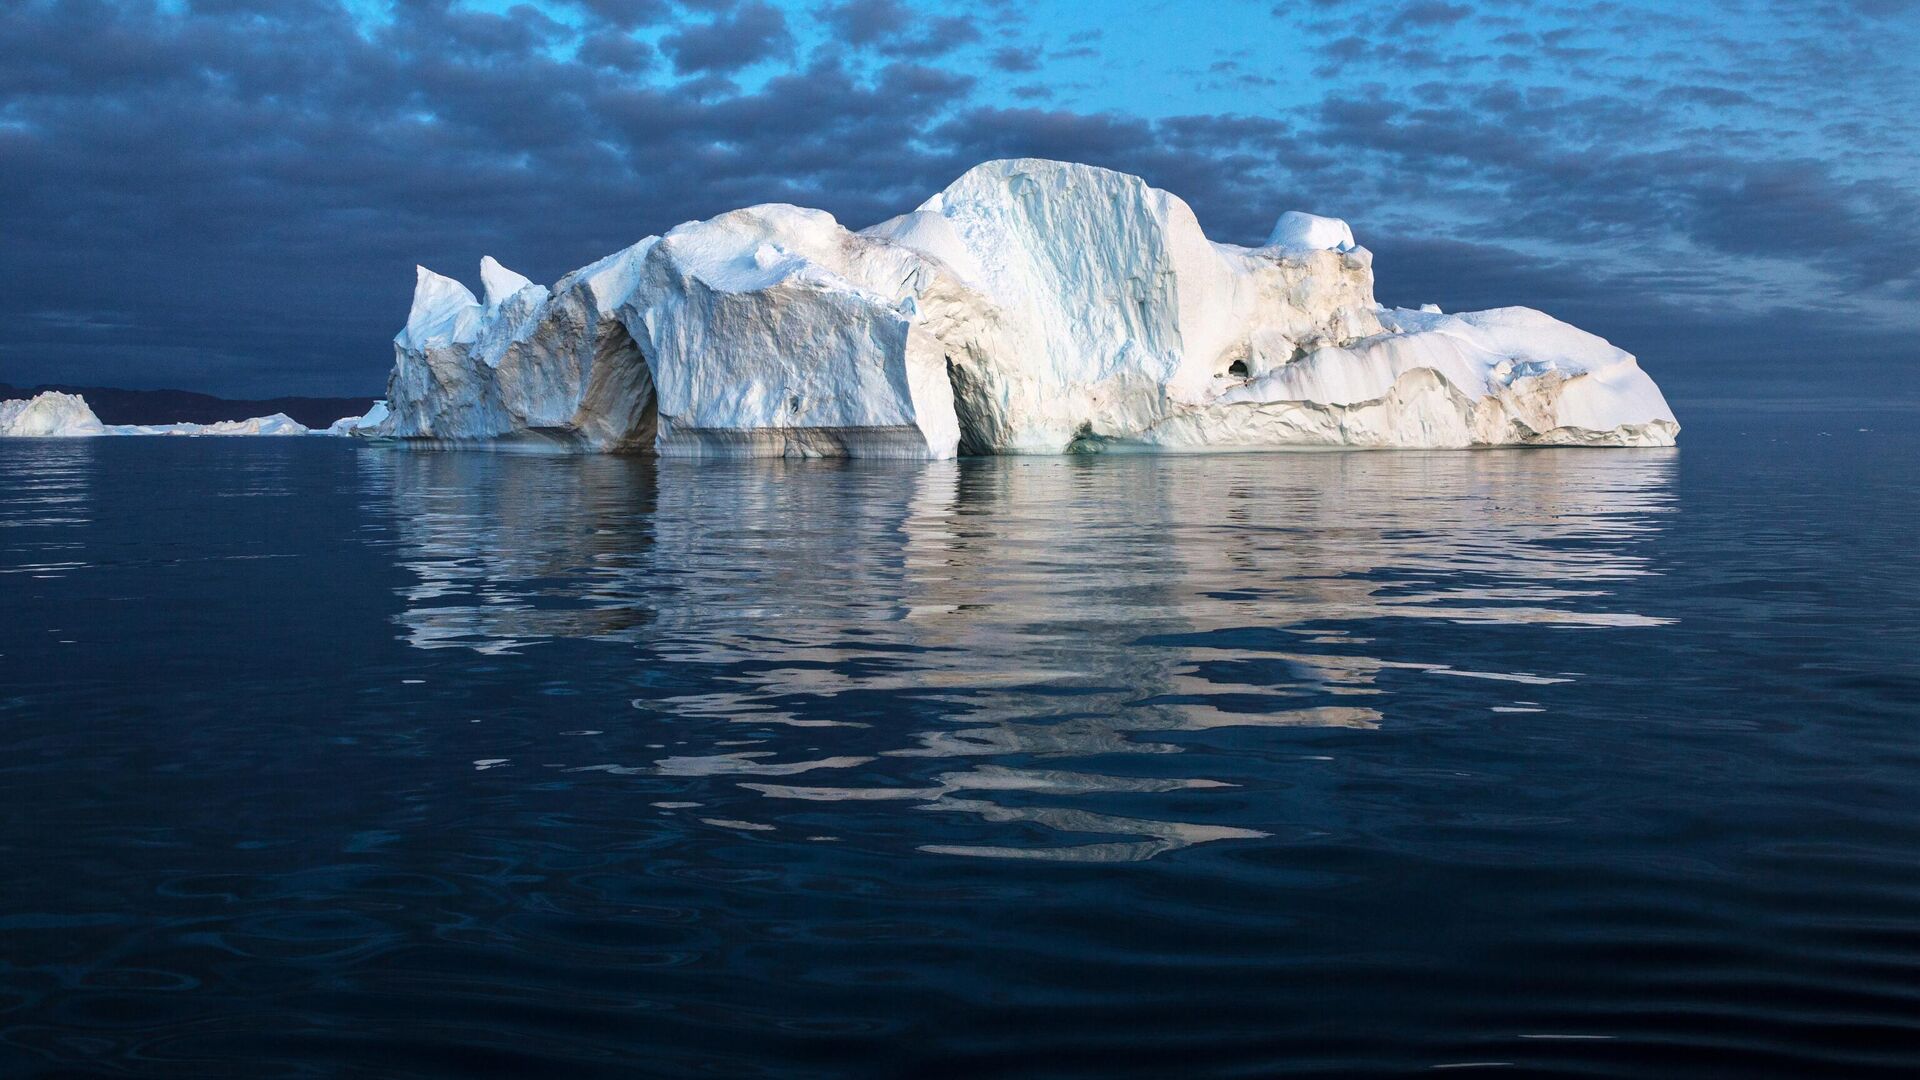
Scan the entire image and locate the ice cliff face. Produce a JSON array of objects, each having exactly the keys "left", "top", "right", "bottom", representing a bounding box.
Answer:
[
  {"left": 376, "top": 159, "right": 1678, "bottom": 456},
  {"left": 384, "top": 248, "right": 659, "bottom": 449},
  {"left": 630, "top": 205, "right": 962, "bottom": 457}
]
